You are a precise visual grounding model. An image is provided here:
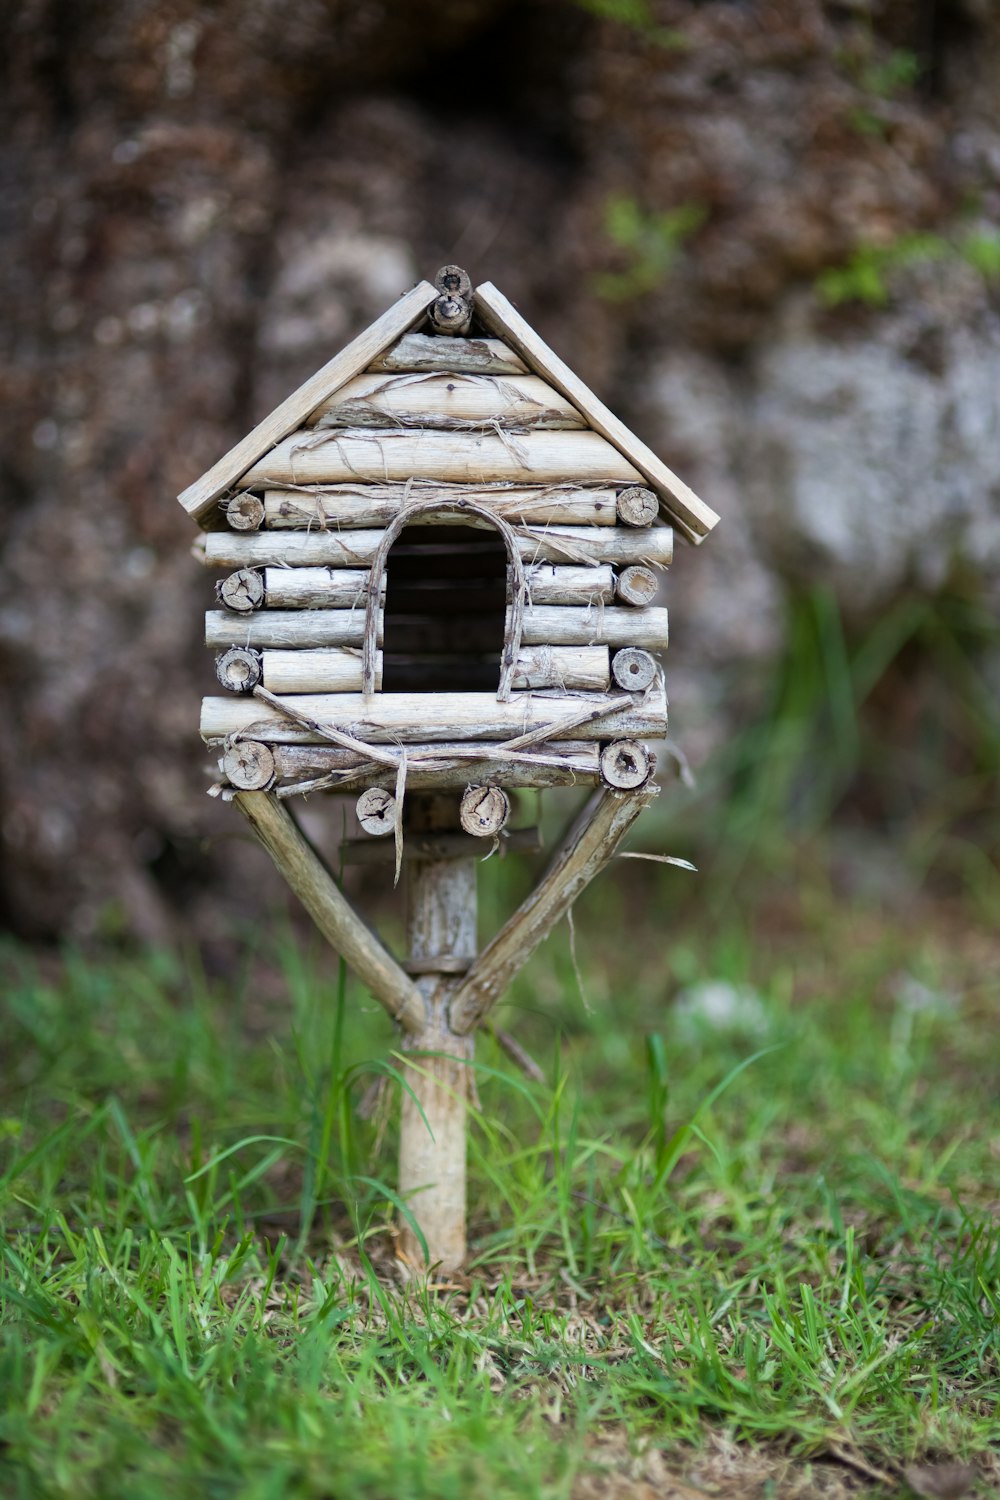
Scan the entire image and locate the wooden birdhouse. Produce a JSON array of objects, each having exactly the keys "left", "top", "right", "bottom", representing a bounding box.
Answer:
[{"left": 180, "top": 267, "right": 720, "bottom": 1270}]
